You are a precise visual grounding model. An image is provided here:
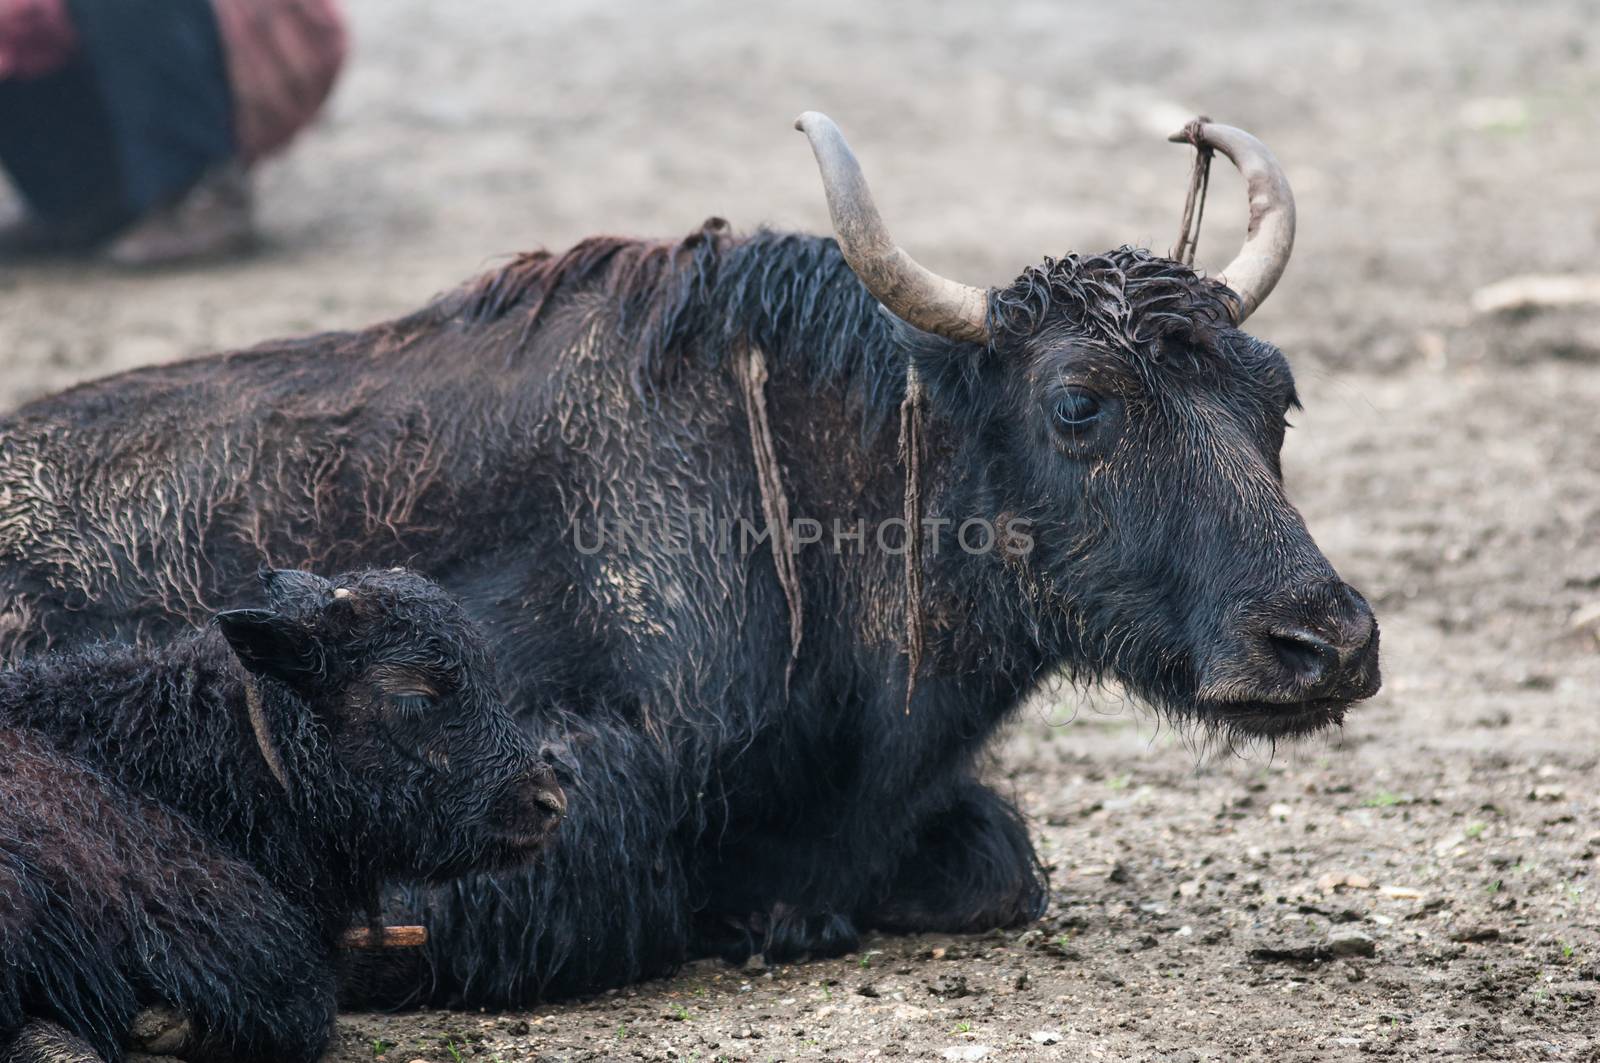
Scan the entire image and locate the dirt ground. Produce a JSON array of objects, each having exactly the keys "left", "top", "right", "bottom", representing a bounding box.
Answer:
[{"left": 3, "top": 1, "right": 1599, "bottom": 1060}]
